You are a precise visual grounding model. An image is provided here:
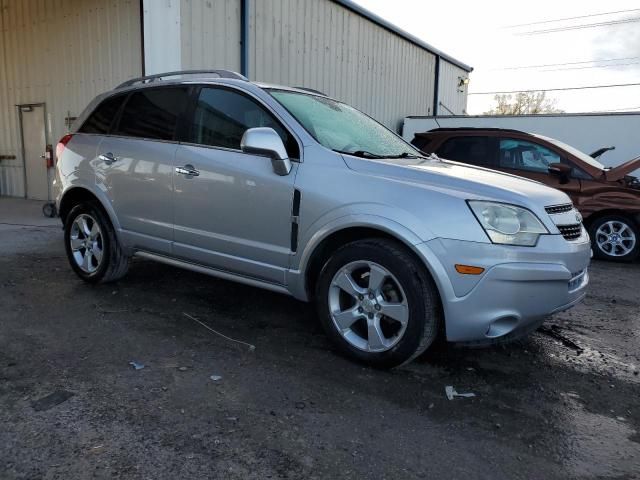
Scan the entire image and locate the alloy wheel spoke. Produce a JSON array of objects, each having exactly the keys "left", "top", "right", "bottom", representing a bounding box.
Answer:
[
  {"left": 92, "top": 245, "right": 103, "bottom": 263},
  {"left": 378, "top": 301, "right": 409, "bottom": 325},
  {"left": 333, "top": 307, "right": 361, "bottom": 330},
  {"left": 79, "top": 217, "right": 92, "bottom": 237},
  {"left": 367, "top": 318, "right": 387, "bottom": 351},
  {"left": 82, "top": 251, "right": 93, "bottom": 271},
  {"left": 90, "top": 222, "right": 100, "bottom": 240},
  {"left": 70, "top": 237, "right": 84, "bottom": 251},
  {"left": 367, "top": 264, "right": 388, "bottom": 293},
  {"left": 333, "top": 270, "right": 365, "bottom": 299}
]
